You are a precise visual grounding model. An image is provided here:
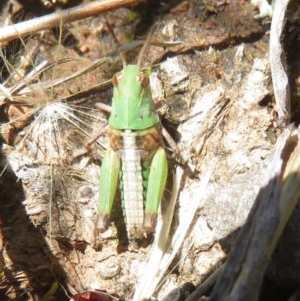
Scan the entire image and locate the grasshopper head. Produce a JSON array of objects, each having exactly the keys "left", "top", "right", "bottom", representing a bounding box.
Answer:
[{"left": 109, "top": 65, "right": 159, "bottom": 130}]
